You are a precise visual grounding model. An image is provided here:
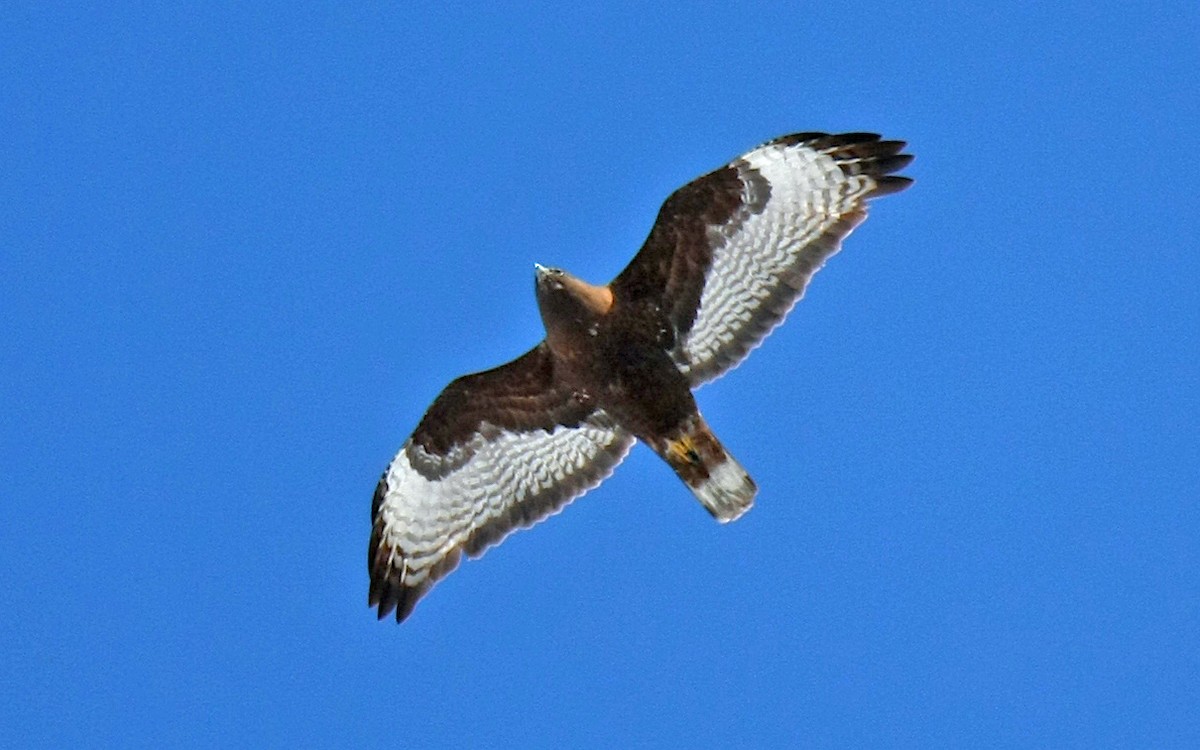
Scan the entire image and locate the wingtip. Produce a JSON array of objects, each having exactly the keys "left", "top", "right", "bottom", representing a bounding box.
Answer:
[
  {"left": 369, "top": 581, "right": 420, "bottom": 623},
  {"left": 764, "top": 132, "right": 914, "bottom": 190},
  {"left": 870, "top": 175, "right": 915, "bottom": 197},
  {"left": 874, "top": 153, "right": 915, "bottom": 175}
]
